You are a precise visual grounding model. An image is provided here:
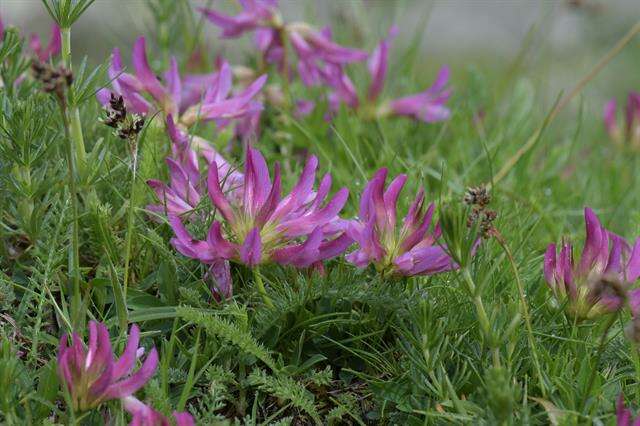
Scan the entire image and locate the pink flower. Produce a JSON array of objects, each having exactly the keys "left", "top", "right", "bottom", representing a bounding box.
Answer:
[
  {"left": 123, "top": 396, "right": 194, "bottom": 426},
  {"left": 29, "top": 23, "right": 61, "bottom": 62},
  {"left": 169, "top": 148, "right": 351, "bottom": 270},
  {"left": 147, "top": 116, "right": 244, "bottom": 219},
  {"left": 544, "top": 207, "right": 640, "bottom": 319},
  {"left": 617, "top": 394, "right": 640, "bottom": 426},
  {"left": 367, "top": 25, "right": 398, "bottom": 101},
  {"left": 604, "top": 93, "right": 640, "bottom": 146},
  {"left": 346, "top": 168, "right": 455, "bottom": 276},
  {"left": 97, "top": 37, "right": 266, "bottom": 128},
  {"left": 199, "top": 0, "right": 279, "bottom": 38},
  {"left": 0, "top": 15, "right": 5, "bottom": 42},
  {"left": 386, "top": 65, "right": 452, "bottom": 122},
  {"left": 57, "top": 321, "right": 158, "bottom": 412}
]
